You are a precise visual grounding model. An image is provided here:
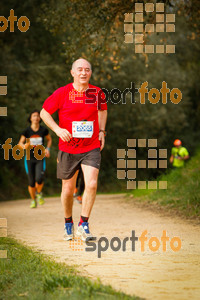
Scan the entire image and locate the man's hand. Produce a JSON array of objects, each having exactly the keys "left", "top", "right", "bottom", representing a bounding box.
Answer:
[
  {"left": 99, "top": 131, "right": 105, "bottom": 151},
  {"left": 55, "top": 127, "right": 72, "bottom": 142},
  {"left": 98, "top": 110, "right": 107, "bottom": 151}
]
